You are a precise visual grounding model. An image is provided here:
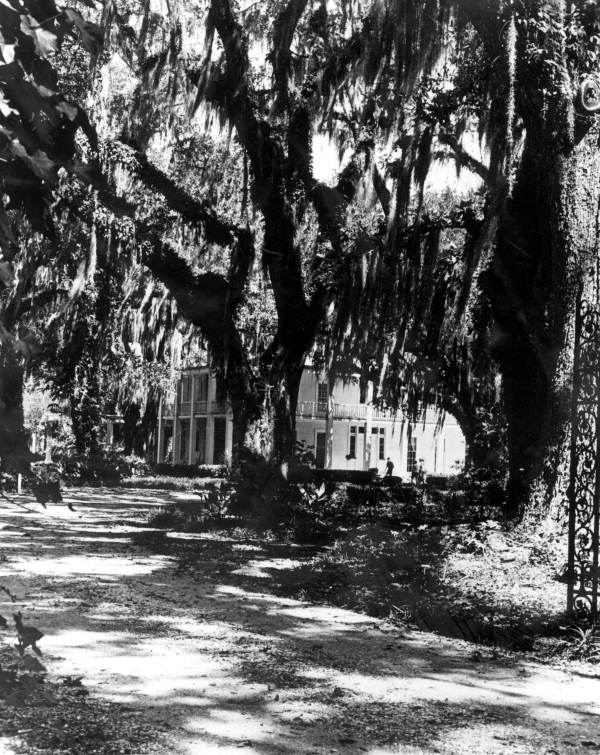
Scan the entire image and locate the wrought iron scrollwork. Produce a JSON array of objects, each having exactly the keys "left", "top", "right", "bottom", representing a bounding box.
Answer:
[{"left": 568, "top": 295, "right": 600, "bottom": 617}]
